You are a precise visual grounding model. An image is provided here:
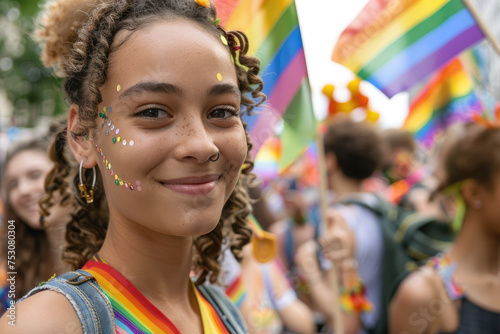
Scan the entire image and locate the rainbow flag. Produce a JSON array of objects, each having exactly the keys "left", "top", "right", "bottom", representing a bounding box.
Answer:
[
  {"left": 403, "top": 58, "right": 482, "bottom": 147},
  {"left": 332, "top": 0, "right": 485, "bottom": 98},
  {"left": 214, "top": 0, "right": 317, "bottom": 162}
]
